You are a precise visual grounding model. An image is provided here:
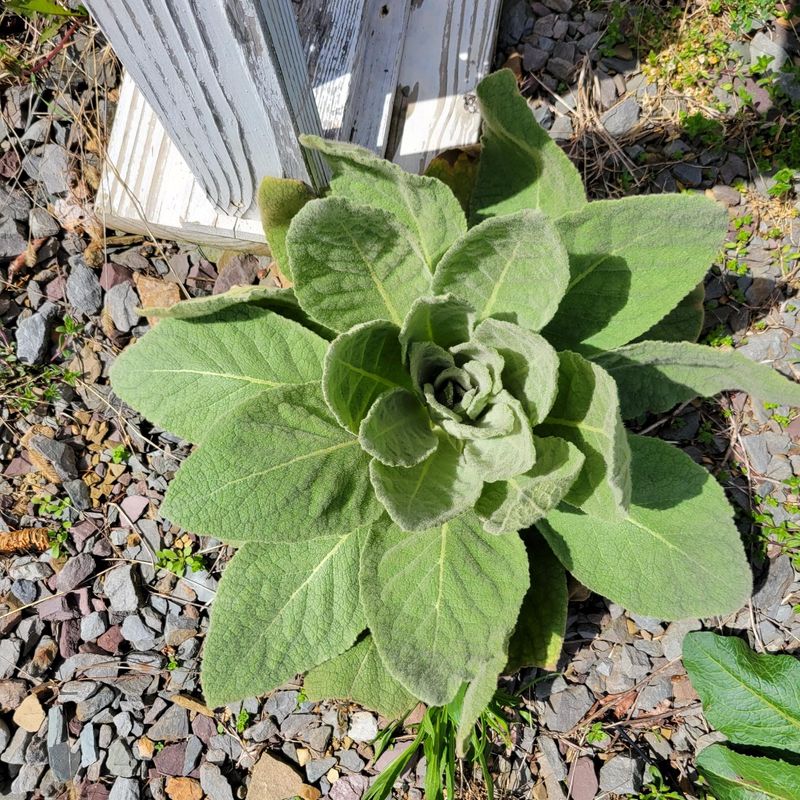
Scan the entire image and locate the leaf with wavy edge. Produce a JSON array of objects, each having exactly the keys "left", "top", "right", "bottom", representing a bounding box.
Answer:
[
  {"left": 361, "top": 512, "right": 528, "bottom": 706},
  {"left": 110, "top": 305, "right": 326, "bottom": 444},
  {"left": 540, "top": 433, "right": 752, "bottom": 619},
  {"left": 399, "top": 295, "right": 475, "bottom": 359},
  {"left": 258, "top": 175, "right": 314, "bottom": 280},
  {"left": 697, "top": 745, "right": 800, "bottom": 800}
]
